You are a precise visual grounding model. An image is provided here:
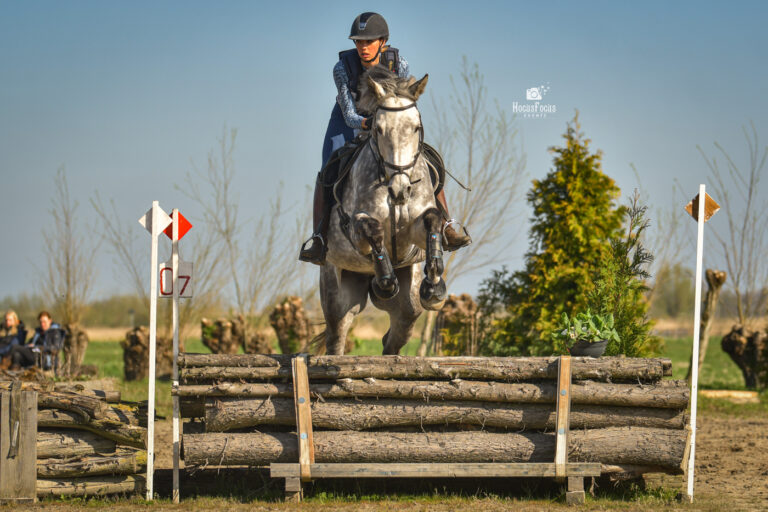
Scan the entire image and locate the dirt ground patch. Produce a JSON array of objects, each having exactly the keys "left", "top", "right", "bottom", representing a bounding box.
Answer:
[{"left": 692, "top": 414, "right": 768, "bottom": 508}]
